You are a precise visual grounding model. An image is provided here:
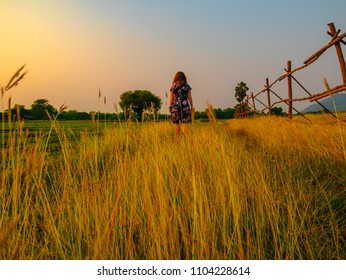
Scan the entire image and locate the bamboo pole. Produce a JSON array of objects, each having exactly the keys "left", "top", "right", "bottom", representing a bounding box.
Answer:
[
  {"left": 287, "top": 61, "right": 293, "bottom": 119},
  {"left": 254, "top": 96, "right": 267, "bottom": 108},
  {"left": 245, "top": 96, "right": 249, "bottom": 117},
  {"left": 328, "top": 22, "right": 346, "bottom": 84},
  {"left": 269, "top": 88, "right": 310, "bottom": 121},
  {"left": 251, "top": 92, "right": 256, "bottom": 113},
  {"left": 309, "top": 83, "right": 346, "bottom": 102},
  {"left": 327, "top": 30, "right": 346, "bottom": 45},
  {"left": 247, "top": 97, "right": 258, "bottom": 114},
  {"left": 266, "top": 78, "right": 271, "bottom": 115},
  {"left": 284, "top": 69, "right": 337, "bottom": 118},
  {"left": 268, "top": 83, "right": 346, "bottom": 105},
  {"left": 303, "top": 31, "right": 346, "bottom": 65}
]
